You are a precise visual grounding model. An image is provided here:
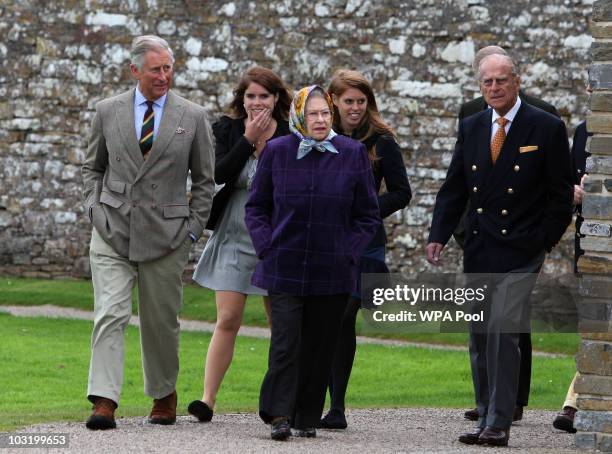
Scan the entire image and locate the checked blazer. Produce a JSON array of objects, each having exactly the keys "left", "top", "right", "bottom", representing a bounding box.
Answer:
[
  {"left": 245, "top": 133, "right": 380, "bottom": 296},
  {"left": 82, "top": 88, "right": 215, "bottom": 262}
]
